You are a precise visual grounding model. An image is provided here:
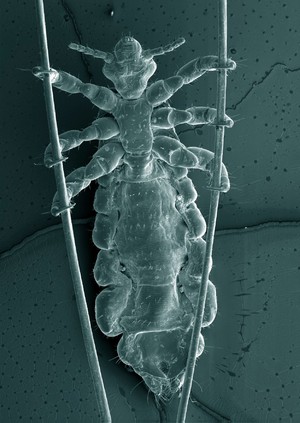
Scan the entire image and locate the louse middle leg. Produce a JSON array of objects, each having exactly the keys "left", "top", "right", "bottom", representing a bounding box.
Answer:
[
  {"left": 151, "top": 105, "right": 233, "bottom": 129},
  {"left": 43, "top": 116, "right": 120, "bottom": 168}
]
